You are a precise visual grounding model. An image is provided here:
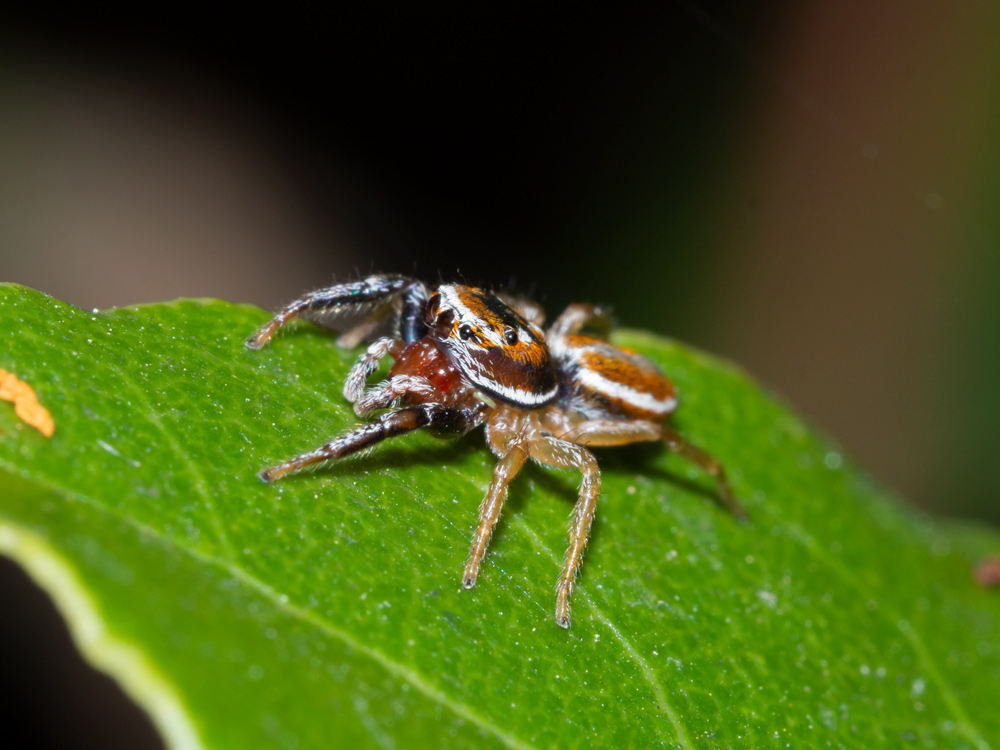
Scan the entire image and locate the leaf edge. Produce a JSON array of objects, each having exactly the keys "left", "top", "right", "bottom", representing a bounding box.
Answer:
[{"left": 0, "top": 510, "right": 204, "bottom": 750}]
